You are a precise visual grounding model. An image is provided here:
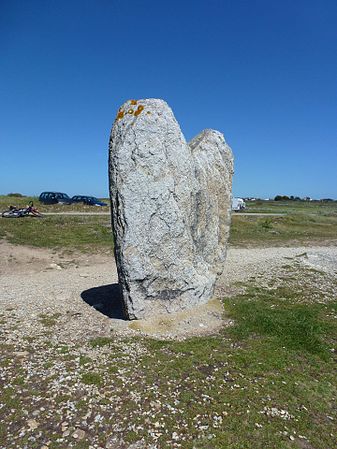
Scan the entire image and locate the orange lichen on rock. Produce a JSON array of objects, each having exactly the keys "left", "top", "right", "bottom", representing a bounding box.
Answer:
[
  {"left": 134, "top": 105, "right": 144, "bottom": 116},
  {"left": 116, "top": 102, "right": 143, "bottom": 120}
]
